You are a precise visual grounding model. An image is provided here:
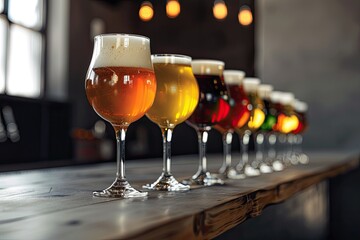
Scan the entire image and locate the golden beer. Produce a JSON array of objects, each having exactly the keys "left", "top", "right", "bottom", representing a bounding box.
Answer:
[
  {"left": 147, "top": 59, "right": 199, "bottom": 128},
  {"left": 144, "top": 54, "right": 199, "bottom": 191}
]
